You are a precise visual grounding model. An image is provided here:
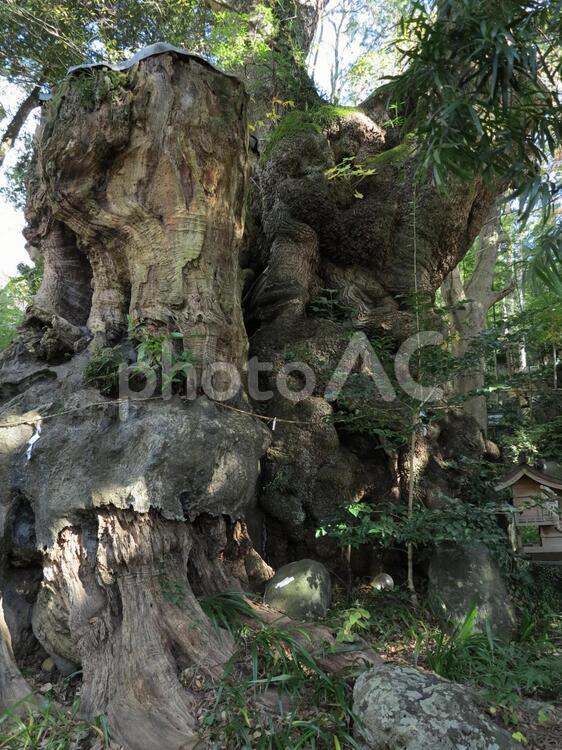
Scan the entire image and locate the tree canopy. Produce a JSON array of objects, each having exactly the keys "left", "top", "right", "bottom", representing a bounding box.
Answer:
[{"left": 382, "top": 0, "right": 561, "bottom": 289}]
